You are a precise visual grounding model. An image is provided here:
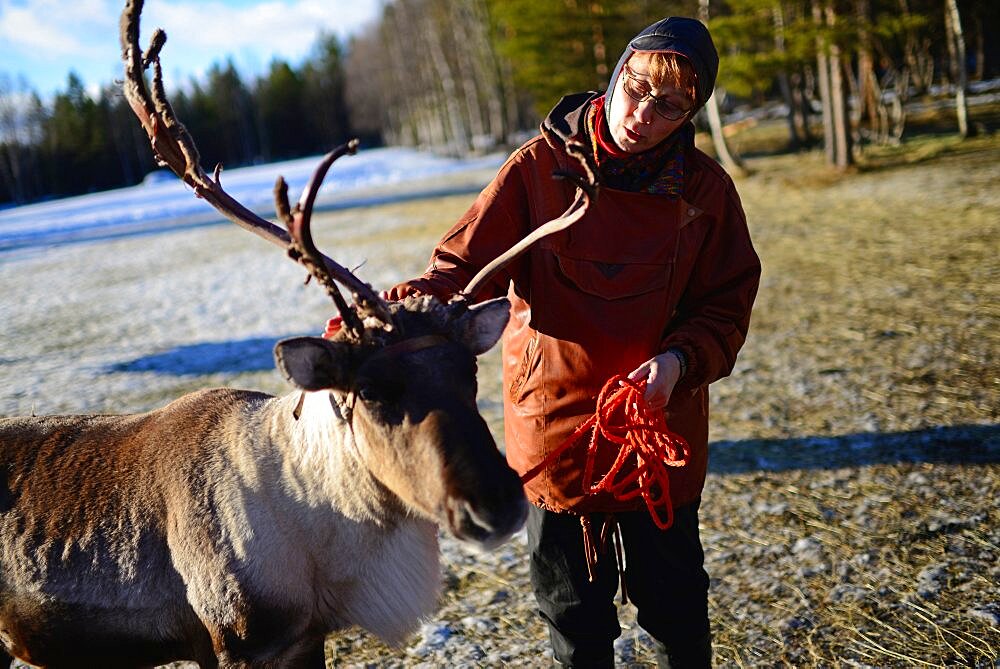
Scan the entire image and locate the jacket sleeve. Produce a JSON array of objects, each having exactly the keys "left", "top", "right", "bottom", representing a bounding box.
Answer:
[
  {"left": 661, "top": 174, "right": 761, "bottom": 390},
  {"left": 387, "top": 150, "right": 533, "bottom": 303}
]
